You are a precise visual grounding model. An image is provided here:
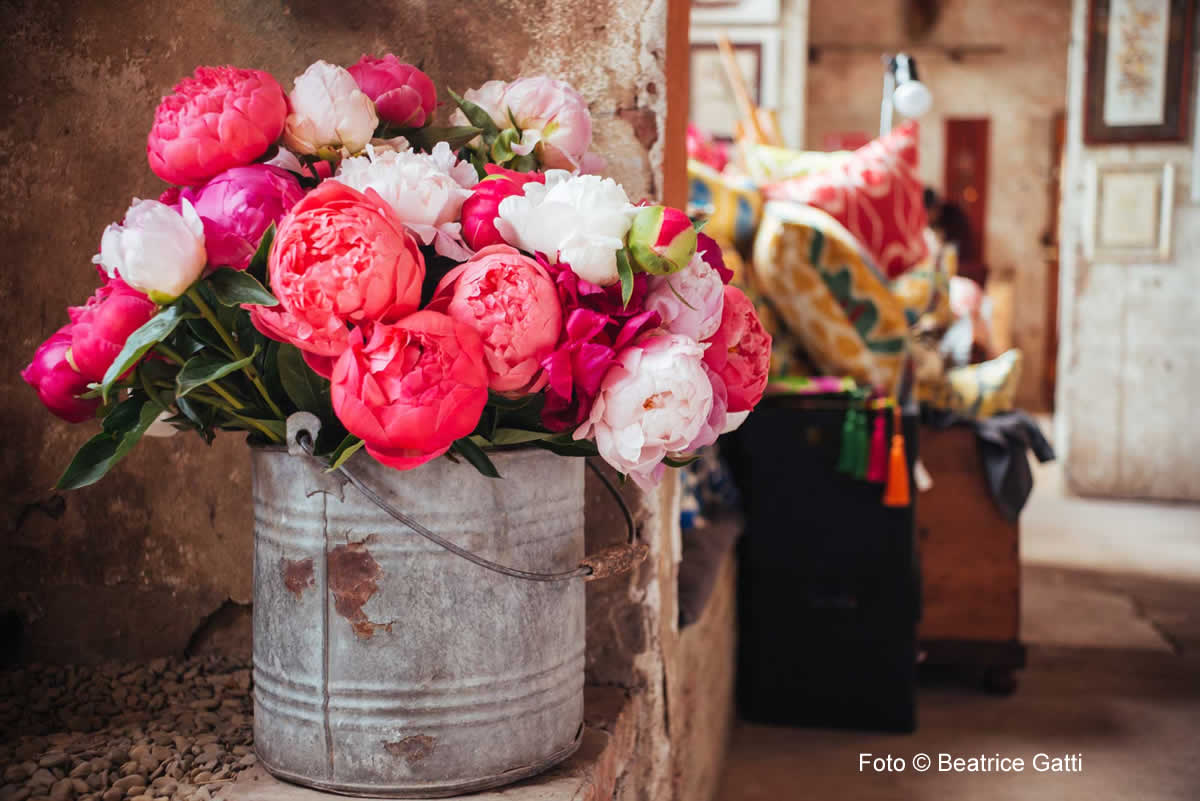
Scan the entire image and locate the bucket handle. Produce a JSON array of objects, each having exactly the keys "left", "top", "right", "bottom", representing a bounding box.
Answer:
[{"left": 289, "top": 414, "right": 648, "bottom": 582}]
